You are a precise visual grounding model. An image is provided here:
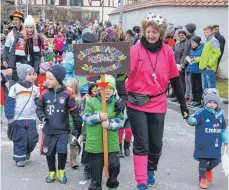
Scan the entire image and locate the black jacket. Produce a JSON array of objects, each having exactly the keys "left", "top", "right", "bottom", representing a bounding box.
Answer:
[
  {"left": 8, "top": 34, "right": 42, "bottom": 81},
  {"left": 36, "top": 85, "right": 82, "bottom": 135},
  {"left": 215, "top": 32, "right": 226, "bottom": 64}
]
